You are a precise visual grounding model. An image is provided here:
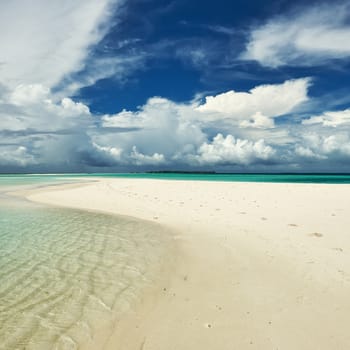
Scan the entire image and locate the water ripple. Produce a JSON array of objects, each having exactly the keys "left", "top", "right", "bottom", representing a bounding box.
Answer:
[{"left": 0, "top": 197, "right": 170, "bottom": 349}]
